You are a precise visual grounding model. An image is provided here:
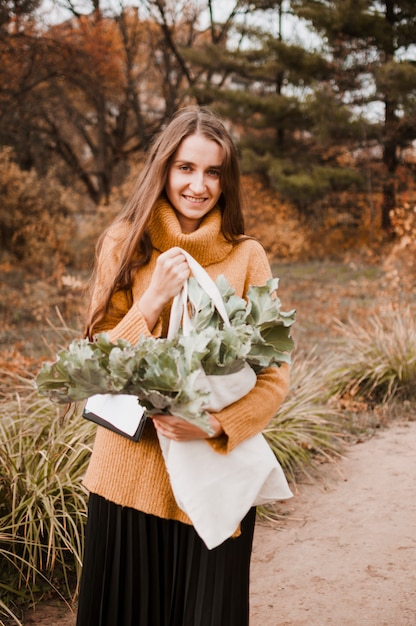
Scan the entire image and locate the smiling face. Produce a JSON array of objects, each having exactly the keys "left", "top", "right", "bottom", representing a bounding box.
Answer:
[{"left": 165, "top": 133, "right": 224, "bottom": 233}]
